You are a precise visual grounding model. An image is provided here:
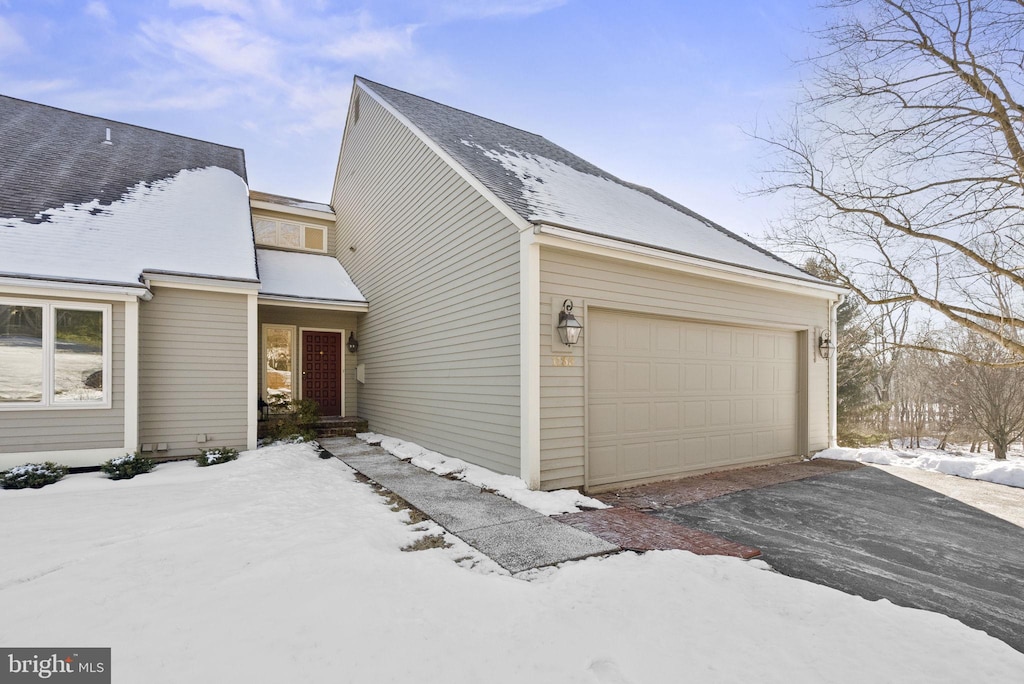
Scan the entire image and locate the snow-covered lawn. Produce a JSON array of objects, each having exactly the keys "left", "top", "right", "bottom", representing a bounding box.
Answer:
[
  {"left": 817, "top": 445, "right": 1024, "bottom": 488},
  {"left": 2, "top": 444, "right": 1021, "bottom": 682}
]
